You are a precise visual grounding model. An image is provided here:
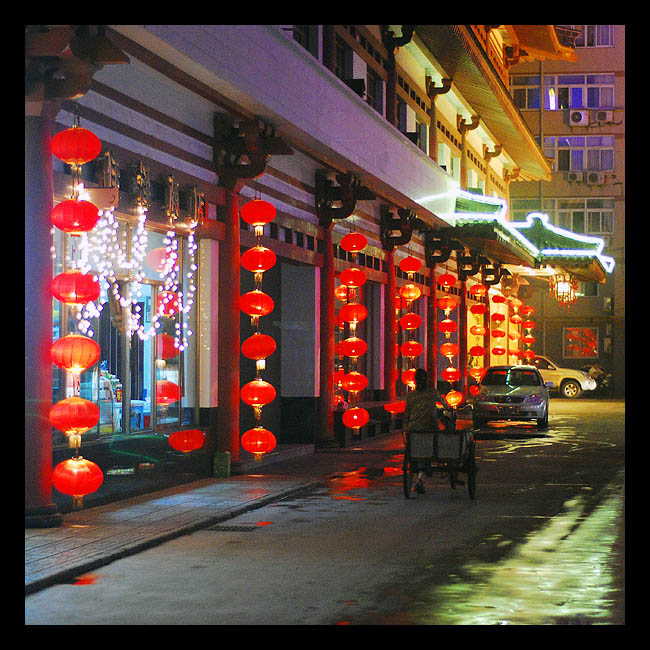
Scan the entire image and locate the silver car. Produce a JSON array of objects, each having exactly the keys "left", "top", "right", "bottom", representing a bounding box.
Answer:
[{"left": 473, "top": 365, "right": 550, "bottom": 429}]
